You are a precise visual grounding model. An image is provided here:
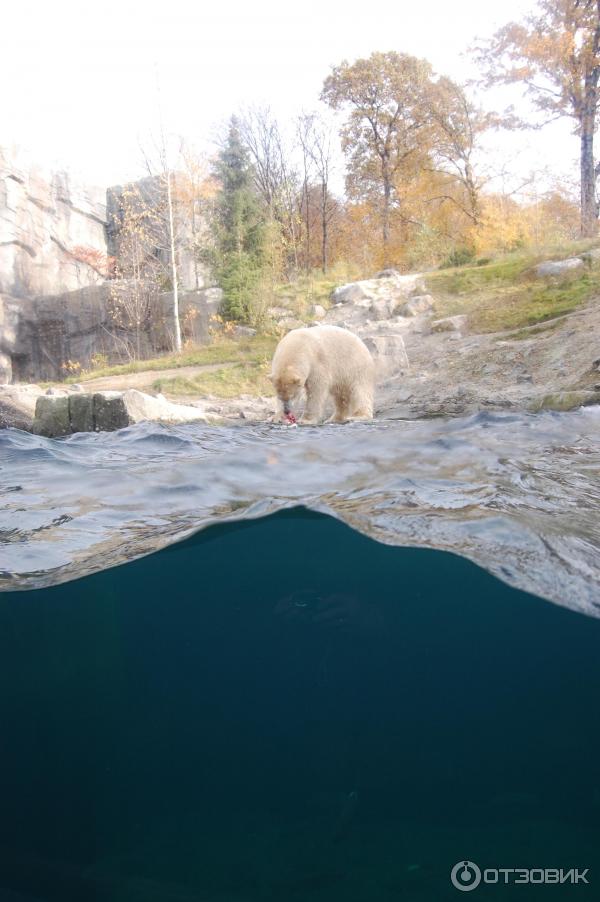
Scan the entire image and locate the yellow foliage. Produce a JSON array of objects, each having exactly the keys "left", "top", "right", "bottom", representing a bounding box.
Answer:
[
  {"left": 60, "top": 359, "right": 82, "bottom": 376},
  {"left": 468, "top": 195, "right": 532, "bottom": 257}
]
